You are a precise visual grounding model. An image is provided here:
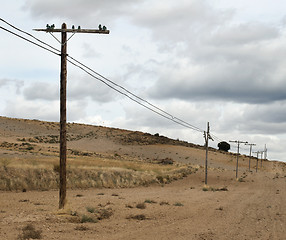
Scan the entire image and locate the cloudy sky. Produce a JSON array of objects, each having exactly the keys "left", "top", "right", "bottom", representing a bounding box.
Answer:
[{"left": 1, "top": 0, "right": 286, "bottom": 162}]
